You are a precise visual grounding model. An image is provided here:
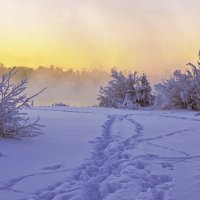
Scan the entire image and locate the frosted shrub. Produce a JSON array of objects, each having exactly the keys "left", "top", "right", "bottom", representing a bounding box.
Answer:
[
  {"left": 98, "top": 69, "right": 153, "bottom": 109},
  {"left": 155, "top": 63, "right": 200, "bottom": 110},
  {"left": 0, "top": 68, "right": 46, "bottom": 138}
]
